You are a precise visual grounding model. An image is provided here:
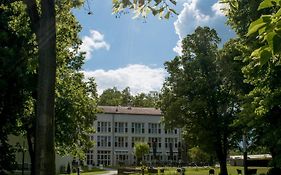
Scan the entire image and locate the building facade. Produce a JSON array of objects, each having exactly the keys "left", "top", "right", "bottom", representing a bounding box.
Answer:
[{"left": 86, "top": 106, "right": 182, "bottom": 166}]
